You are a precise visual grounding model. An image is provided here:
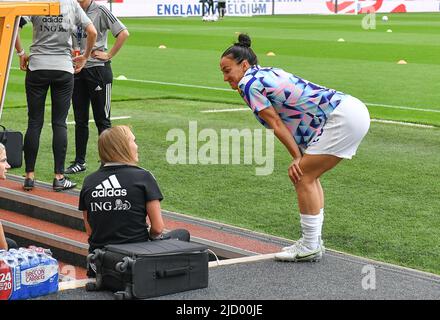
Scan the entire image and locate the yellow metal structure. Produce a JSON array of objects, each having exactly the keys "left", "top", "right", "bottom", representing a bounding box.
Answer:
[{"left": 0, "top": 1, "right": 60, "bottom": 117}]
